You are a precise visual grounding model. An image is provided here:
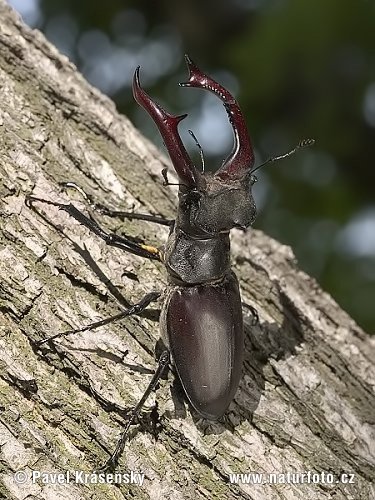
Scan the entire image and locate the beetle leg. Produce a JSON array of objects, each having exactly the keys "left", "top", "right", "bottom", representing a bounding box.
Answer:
[
  {"left": 26, "top": 195, "right": 163, "bottom": 261},
  {"left": 243, "top": 302, "right": 259, "bottom": 325},
  {"left": 35, "top": 291, "right": 160, "bottom": 346},
  {"left": 95, "top": 349, "right": 170, "bottom": 472},
  {"left": 60, "top": 181, "right": 173, "bottom": 227}
]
